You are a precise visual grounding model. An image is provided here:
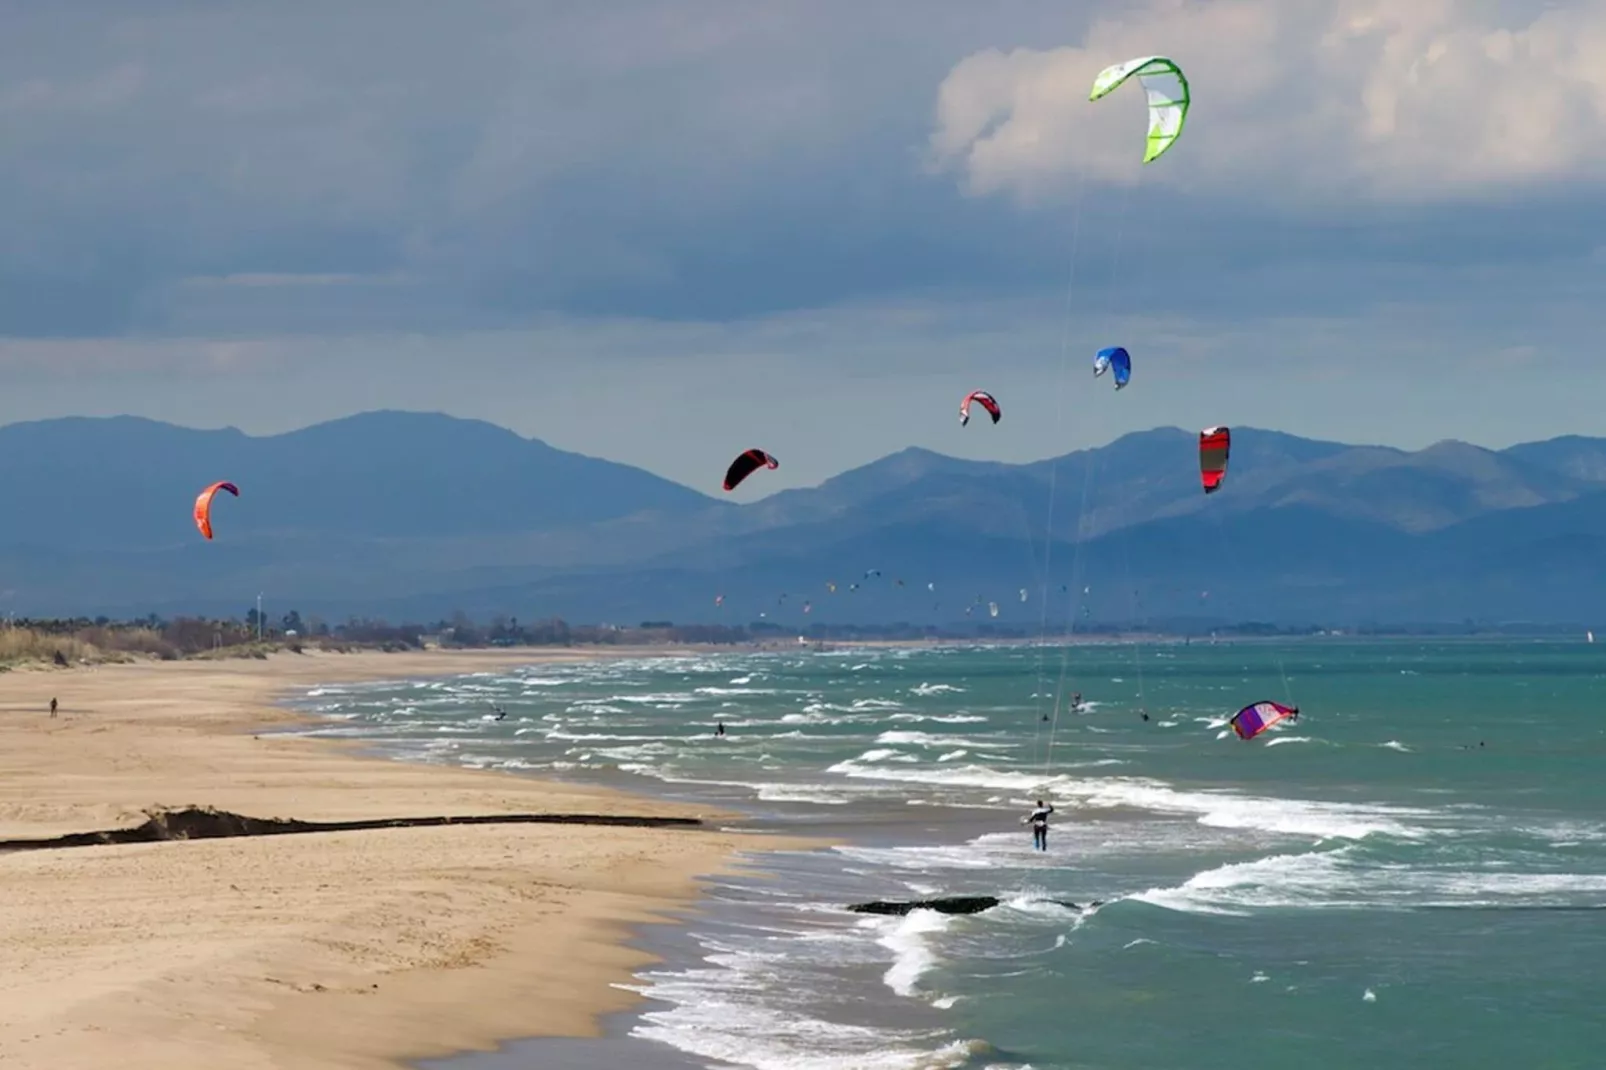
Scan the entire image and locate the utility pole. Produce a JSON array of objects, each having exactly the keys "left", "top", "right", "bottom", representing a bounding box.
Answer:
[{"left": 257, "top": 592, "right": 263, "bottom": 642}]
